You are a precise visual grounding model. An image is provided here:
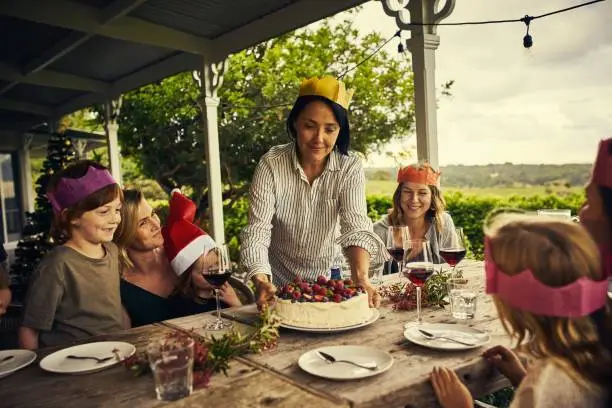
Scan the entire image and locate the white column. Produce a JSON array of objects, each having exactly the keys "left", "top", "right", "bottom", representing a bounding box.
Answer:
[
  {"left": 104, "top": 99, "right": 122, "bottom": 184},
  {"left": 19, "top": 134, "right": 34, "bottom": 213},
  {"left": 196, "top": 58, "right": 228, "bottom": 244},
  {"left": 406, "top": 33, "right": 440, "bottom": 168},
  {"left": 381, "top": 0, "right": 456, "bottom": 169}
]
